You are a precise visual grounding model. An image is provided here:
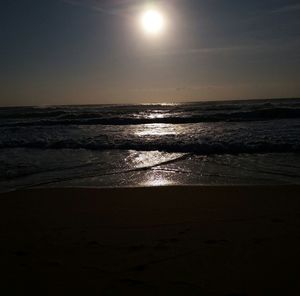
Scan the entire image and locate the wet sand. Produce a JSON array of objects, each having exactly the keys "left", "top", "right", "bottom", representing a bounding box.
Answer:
[{"left": 0, "top": 186, "right": 300, "bottom": 295}]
